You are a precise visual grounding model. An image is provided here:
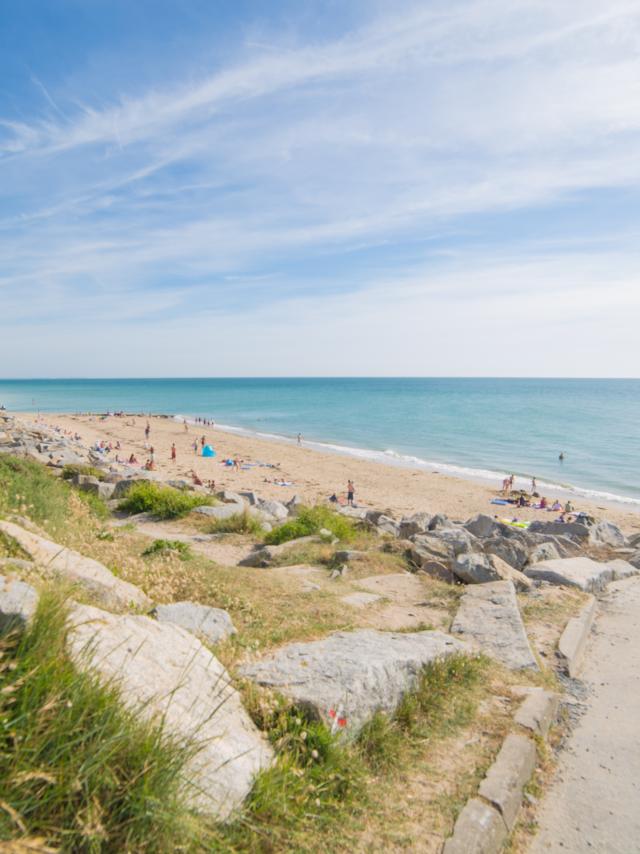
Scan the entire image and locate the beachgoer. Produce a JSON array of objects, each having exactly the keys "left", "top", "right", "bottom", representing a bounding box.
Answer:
[
  {"left": 347, "top": 480, "right": 355, "bottom": 506},
  {"left": 531, "top": 477, "right": 536, "bottom": 493},
  {"left": 540, "top": 496, "right": 548, "bottom": 509},
  {"left": 297, "top": 433, "right": 302, "bottom": 445},
  {"left": 171, "top": 443, "right": 176, "bottom": 461},
  {"left": 145, "top": 422, "right": 150, "bottom": 440},
  {"left": 201, "top": 435, "right": 206, "bottom": 447},
  {"left": 193, "top": 440, "right": 198, "bottom": 455},
  {"left": 565, "top": 500, "right": 574, "bottom": 513},
  {"left": 502, "top": 476, "right": 511, "bottom": 495},
  {"left": 559, "top": 451, "right": 565, "bottom": 462},
  {"left": 149, "top": 445, "right": 155, "bottom": 462},
  {"left": 551, "top": 500, "right": 562, "bottom": 511}
]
